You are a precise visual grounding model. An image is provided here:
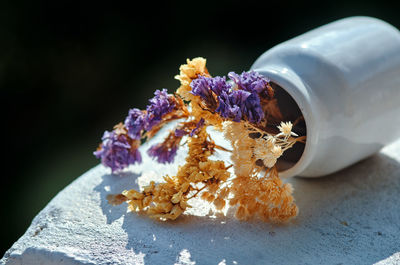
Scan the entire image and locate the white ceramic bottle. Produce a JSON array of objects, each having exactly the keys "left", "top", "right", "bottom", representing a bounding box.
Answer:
[{"left": 251, "top": 16, "right": 400, "bottom": 178}]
